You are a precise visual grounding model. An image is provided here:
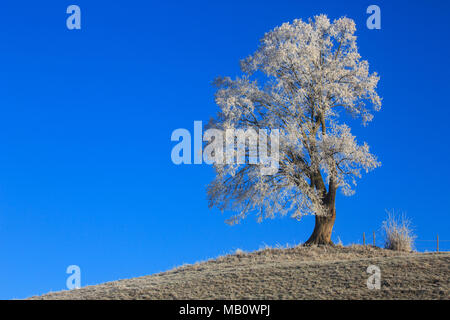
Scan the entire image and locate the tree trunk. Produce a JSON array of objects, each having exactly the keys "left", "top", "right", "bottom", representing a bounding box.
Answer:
[
  {"left": 304, "top": 208, "right": 336, "bottom": 245},
  {"left": 304, "top": 177, "right": 337, "bottom": 246}
]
